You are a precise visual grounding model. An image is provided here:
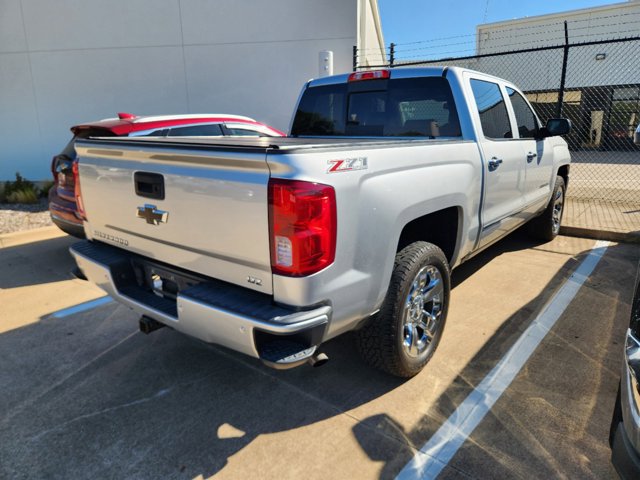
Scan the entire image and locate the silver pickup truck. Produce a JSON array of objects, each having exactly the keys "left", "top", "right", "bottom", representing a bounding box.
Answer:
[{"left": 70, "top": 67, "right": 571, "bottom": 377}]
